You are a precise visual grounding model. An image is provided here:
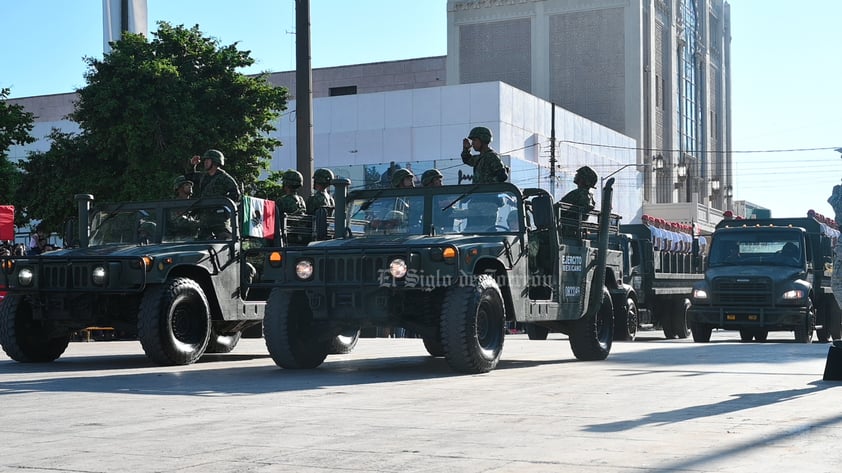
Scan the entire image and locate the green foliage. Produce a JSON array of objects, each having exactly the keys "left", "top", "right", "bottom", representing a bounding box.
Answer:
[
  {"left": 19, "top": 22, "right": 289, "bottom": 224},
  {"left": 252, "top": 170, "right": 285, "bottom": 201},
  {"left": 0, "top": 88, "right": 35, "bottom": 219}
]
